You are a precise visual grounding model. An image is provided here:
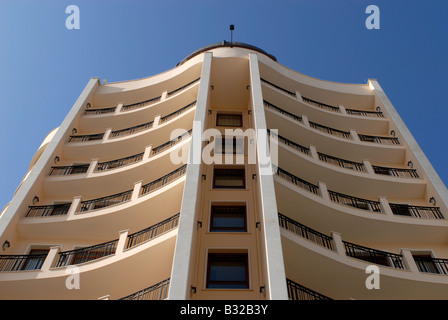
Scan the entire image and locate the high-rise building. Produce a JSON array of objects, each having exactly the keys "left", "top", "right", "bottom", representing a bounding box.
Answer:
[{"left": 1, "top": 42, "right": 447, "bottom": 300}]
